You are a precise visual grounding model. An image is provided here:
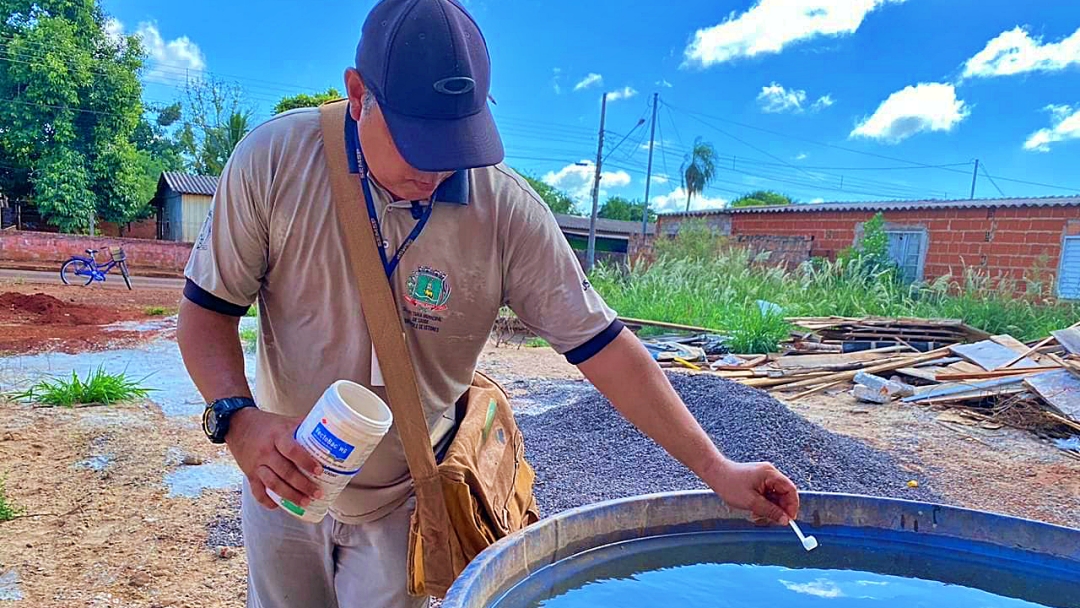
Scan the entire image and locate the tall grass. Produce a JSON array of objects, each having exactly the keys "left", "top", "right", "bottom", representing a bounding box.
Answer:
[
  {"left": 591, "top": 249, "right": 1079, "bottom": 344},
  {"left": 11, "top": 367, "right": 152, "bottom": 407}
]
